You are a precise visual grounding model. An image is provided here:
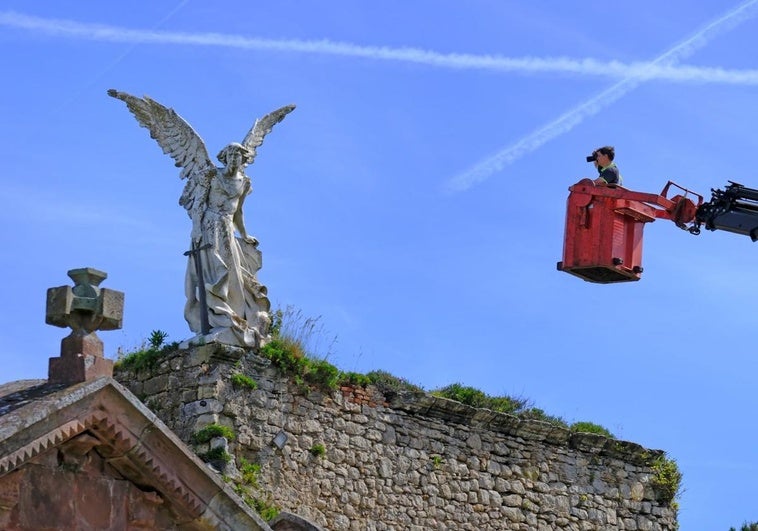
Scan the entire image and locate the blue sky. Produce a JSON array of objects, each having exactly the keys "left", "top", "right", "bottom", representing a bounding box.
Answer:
[{"left": 2, "top": 1, "right": 758, "bottom": 528}]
